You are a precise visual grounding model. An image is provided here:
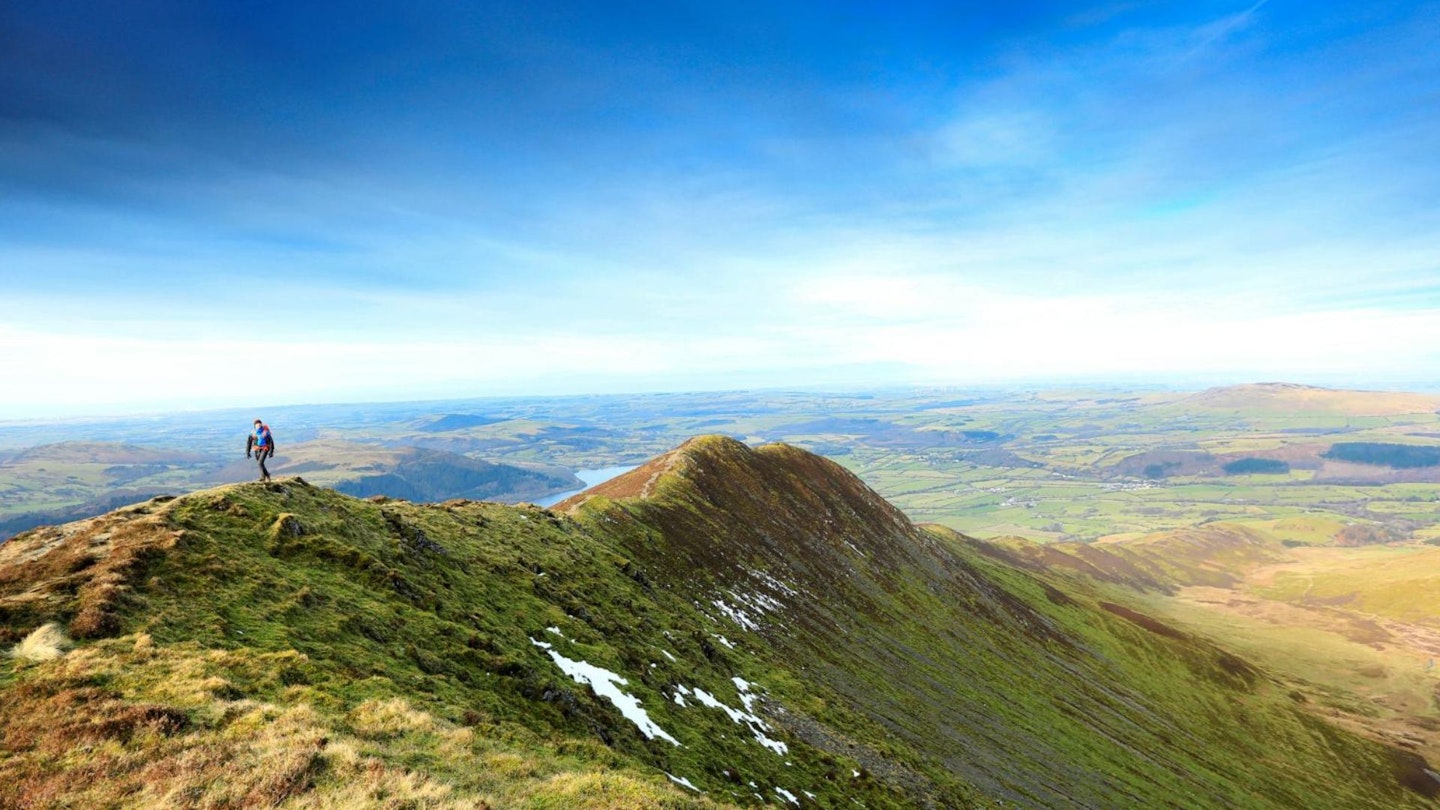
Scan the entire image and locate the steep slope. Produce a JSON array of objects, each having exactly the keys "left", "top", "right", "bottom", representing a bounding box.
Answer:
[
  {"left": 564, "top": 437, "right": 1438, "bottom": 808},
  {"left": 980, "top": 522, "right": 1440, "bottom": 766},
  {"left": 1, "top": 437, "right": 1434, "bottom": 808}
]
